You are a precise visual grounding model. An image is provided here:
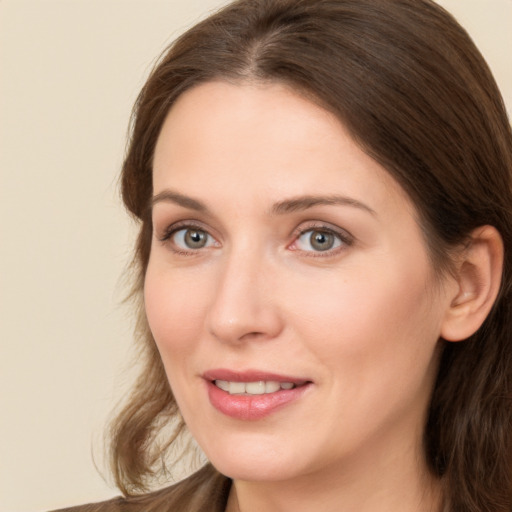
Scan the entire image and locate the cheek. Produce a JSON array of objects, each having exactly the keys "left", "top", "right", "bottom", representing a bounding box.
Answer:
[
  {"left": 290, "top": 255, "right": 440, "bottom": 371},
  {"left": 293, "top": 261, "right": 442, "bottom": 441},
  {"left": 144, "top": 263, "right": 209, "bottom": 356}
]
